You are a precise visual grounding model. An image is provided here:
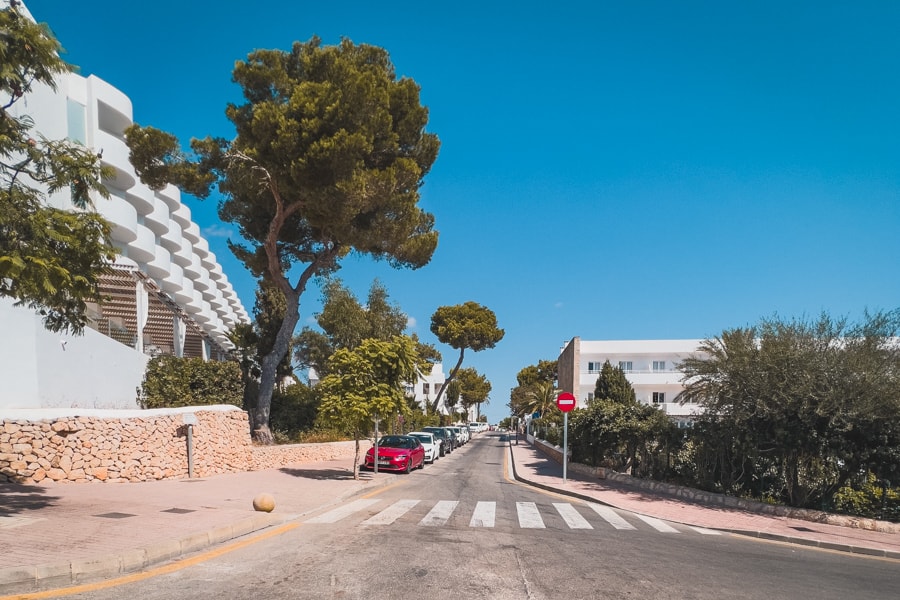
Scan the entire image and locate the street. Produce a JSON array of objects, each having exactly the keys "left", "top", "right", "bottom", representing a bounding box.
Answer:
[{"left": 61, "top": 433, "right": 899, "bottom": 600}]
